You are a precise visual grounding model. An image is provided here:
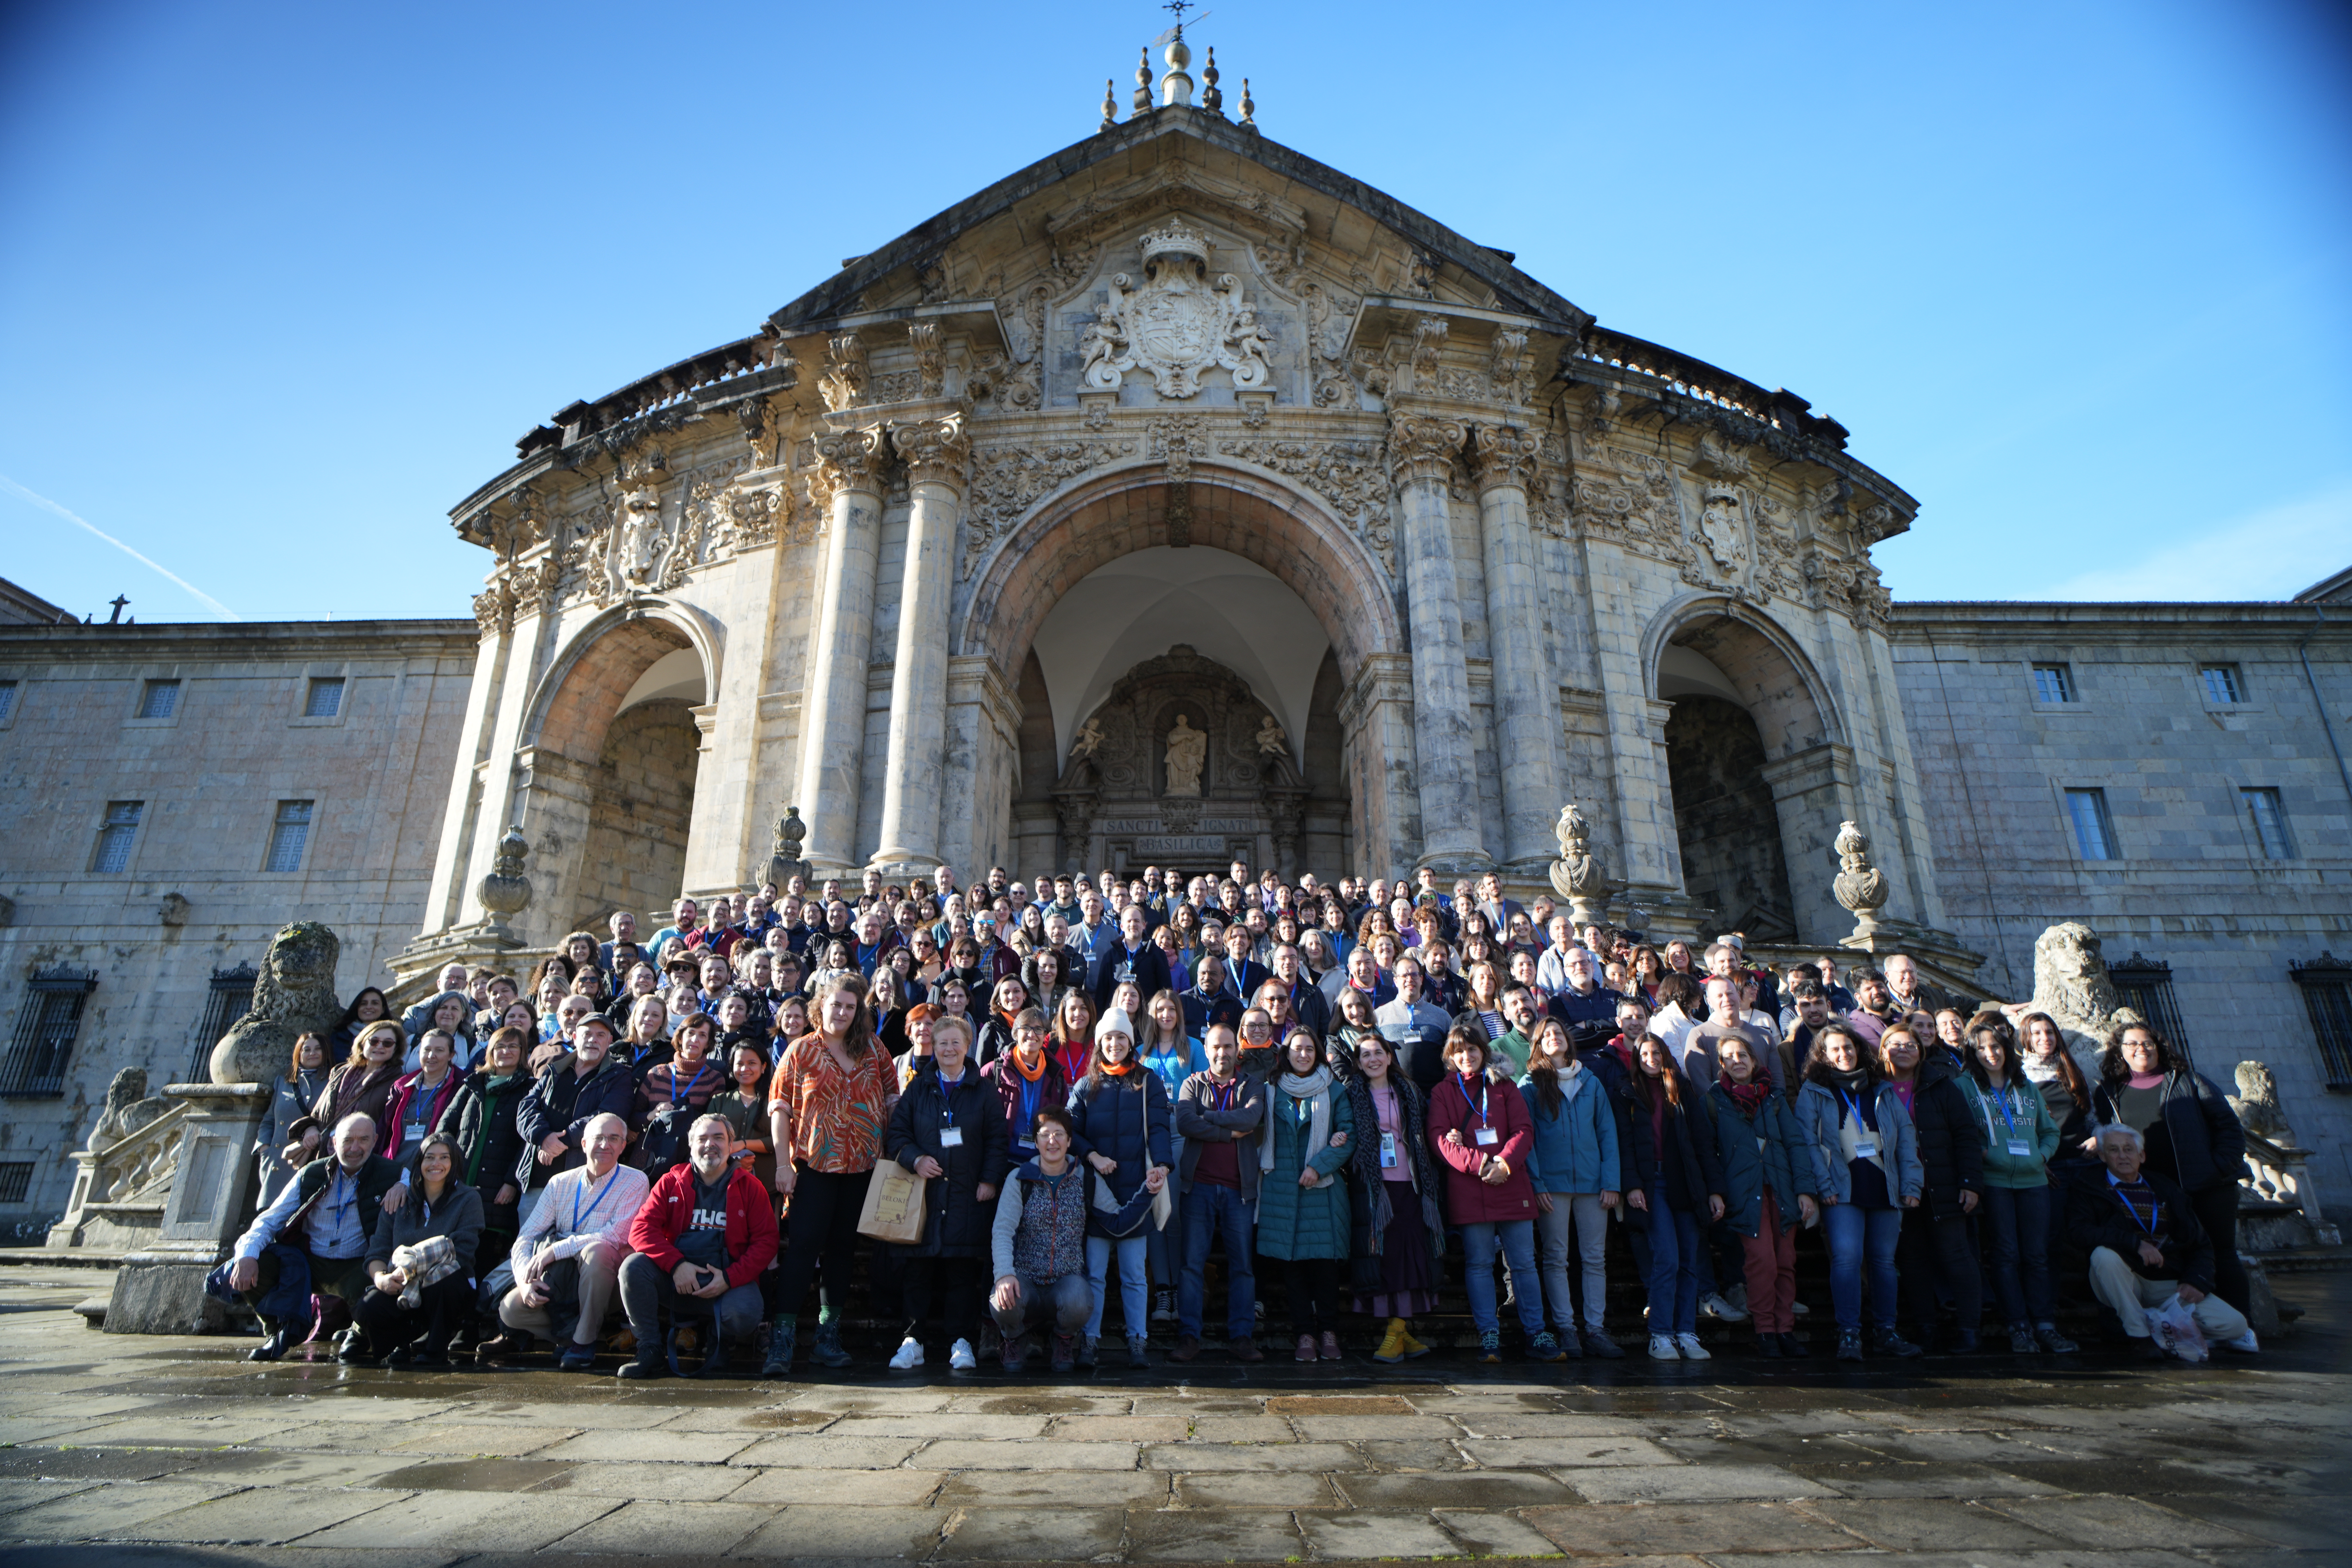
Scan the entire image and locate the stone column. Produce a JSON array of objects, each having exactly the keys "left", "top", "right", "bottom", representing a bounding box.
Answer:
[
  {"left": 1470, "top": 422, "right": 1560, "bottom": 870},
  {"left": 1387, "top": 413, "right": 1491, "bottom": 872},
  {"left": 794, "top": 426, "right": 888, "bottom": 872},
  {"left": 871, "top": 414, "right": 969, "bottom": 875}
]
